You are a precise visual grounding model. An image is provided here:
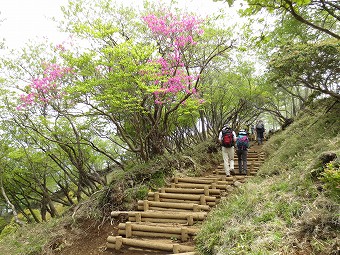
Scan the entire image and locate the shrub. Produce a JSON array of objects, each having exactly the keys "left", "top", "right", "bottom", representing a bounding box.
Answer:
[
  {"left": 0, "top": 222, "right": 19, "bottom": 238},
  {"left": 319, "top": 161, "right": 340, "bottom": 201},
  {"left": 0, "top": 217, "right": 8, "bottom": 233}
]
